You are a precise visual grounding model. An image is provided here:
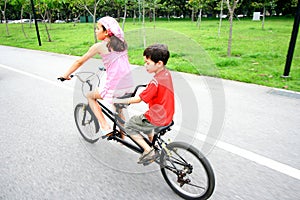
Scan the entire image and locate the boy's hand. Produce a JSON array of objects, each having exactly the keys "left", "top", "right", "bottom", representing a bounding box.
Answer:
[
  {"left": 113, "top": 98, "right": 130, "bottom": 109},
  {"left": 112, "top": 98, "right": 130, "bottom": 104}
]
